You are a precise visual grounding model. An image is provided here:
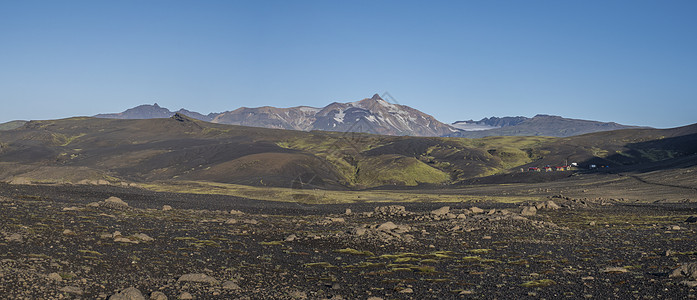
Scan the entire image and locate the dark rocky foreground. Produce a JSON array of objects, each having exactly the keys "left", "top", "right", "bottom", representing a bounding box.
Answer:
[{"left": 1, "top": 184, "right": 697, "bottom": 299}]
